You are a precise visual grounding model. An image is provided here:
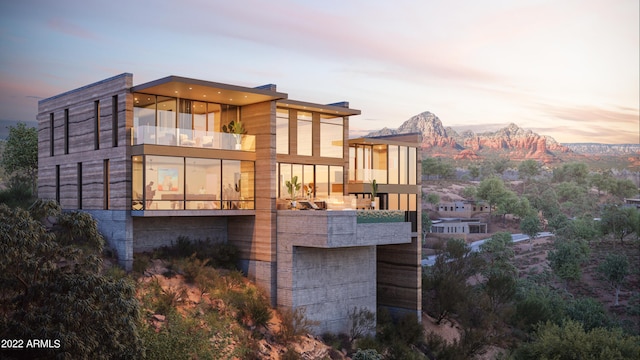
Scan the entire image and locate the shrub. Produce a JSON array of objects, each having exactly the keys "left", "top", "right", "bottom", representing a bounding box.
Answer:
[
  {"left": 179, "top": 253, "right": 210, "bottom": 283},
  {"left": 348, "top": 306, "right": 376, "bottom": 343},
  {"left": 513, "top": 320, "right": 640, "bottom": 360},
  {"left": 352, "top": 348, "right": 383, "bottom": 360},
  {"left": 278, "top": 307, "right": 319, "bottom": 343},
  {"left": 156, "top": 236, "right": 239, "bottom": 269}
]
